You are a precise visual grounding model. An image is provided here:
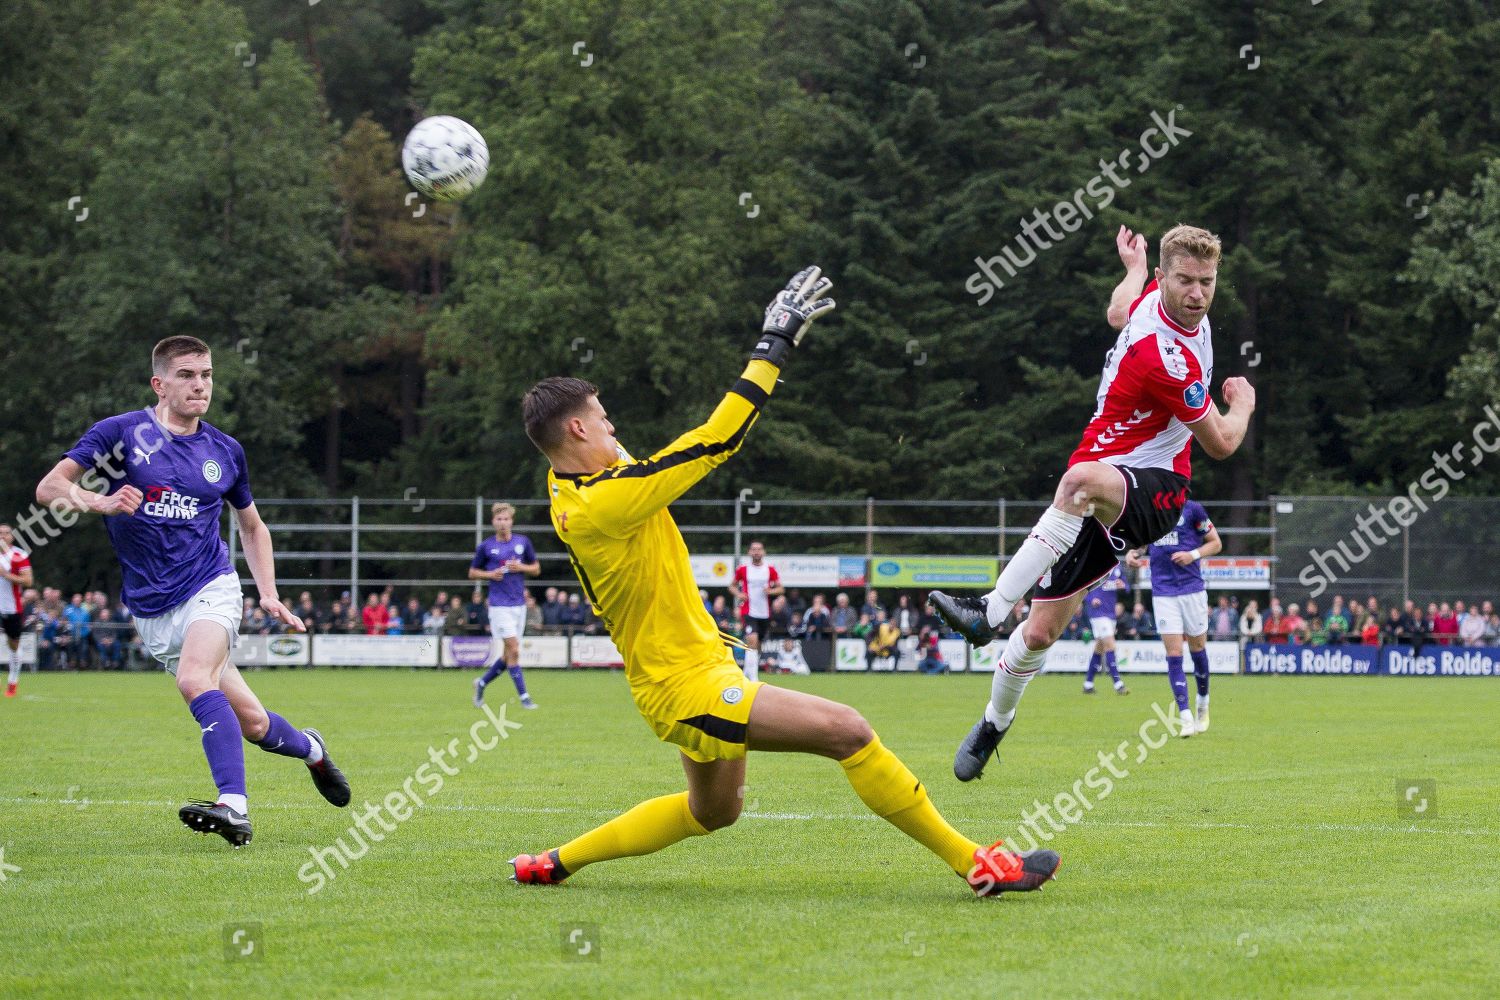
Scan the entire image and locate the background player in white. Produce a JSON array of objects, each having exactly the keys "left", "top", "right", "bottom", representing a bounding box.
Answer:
[
  {"left": 728, "top": 540, "right": 782, "bottom": 681},
  {"left": 0, "top": 524, "right": 34, "bottom": 697},
  {"left": 1128, "top": 500, "right": 1221, "bottom": 734},
  {"left": 929, "top": 225, "right": 1255, "bottom": 780},
  {"left": 1082, "top": 562, "right": 1128, "bottom": 695},
  {"left": 470, "top": 502, "right": 540, "bottom": 709},
  {"left": 35, "top": 336, "right": 350, "bottom": 846}
]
